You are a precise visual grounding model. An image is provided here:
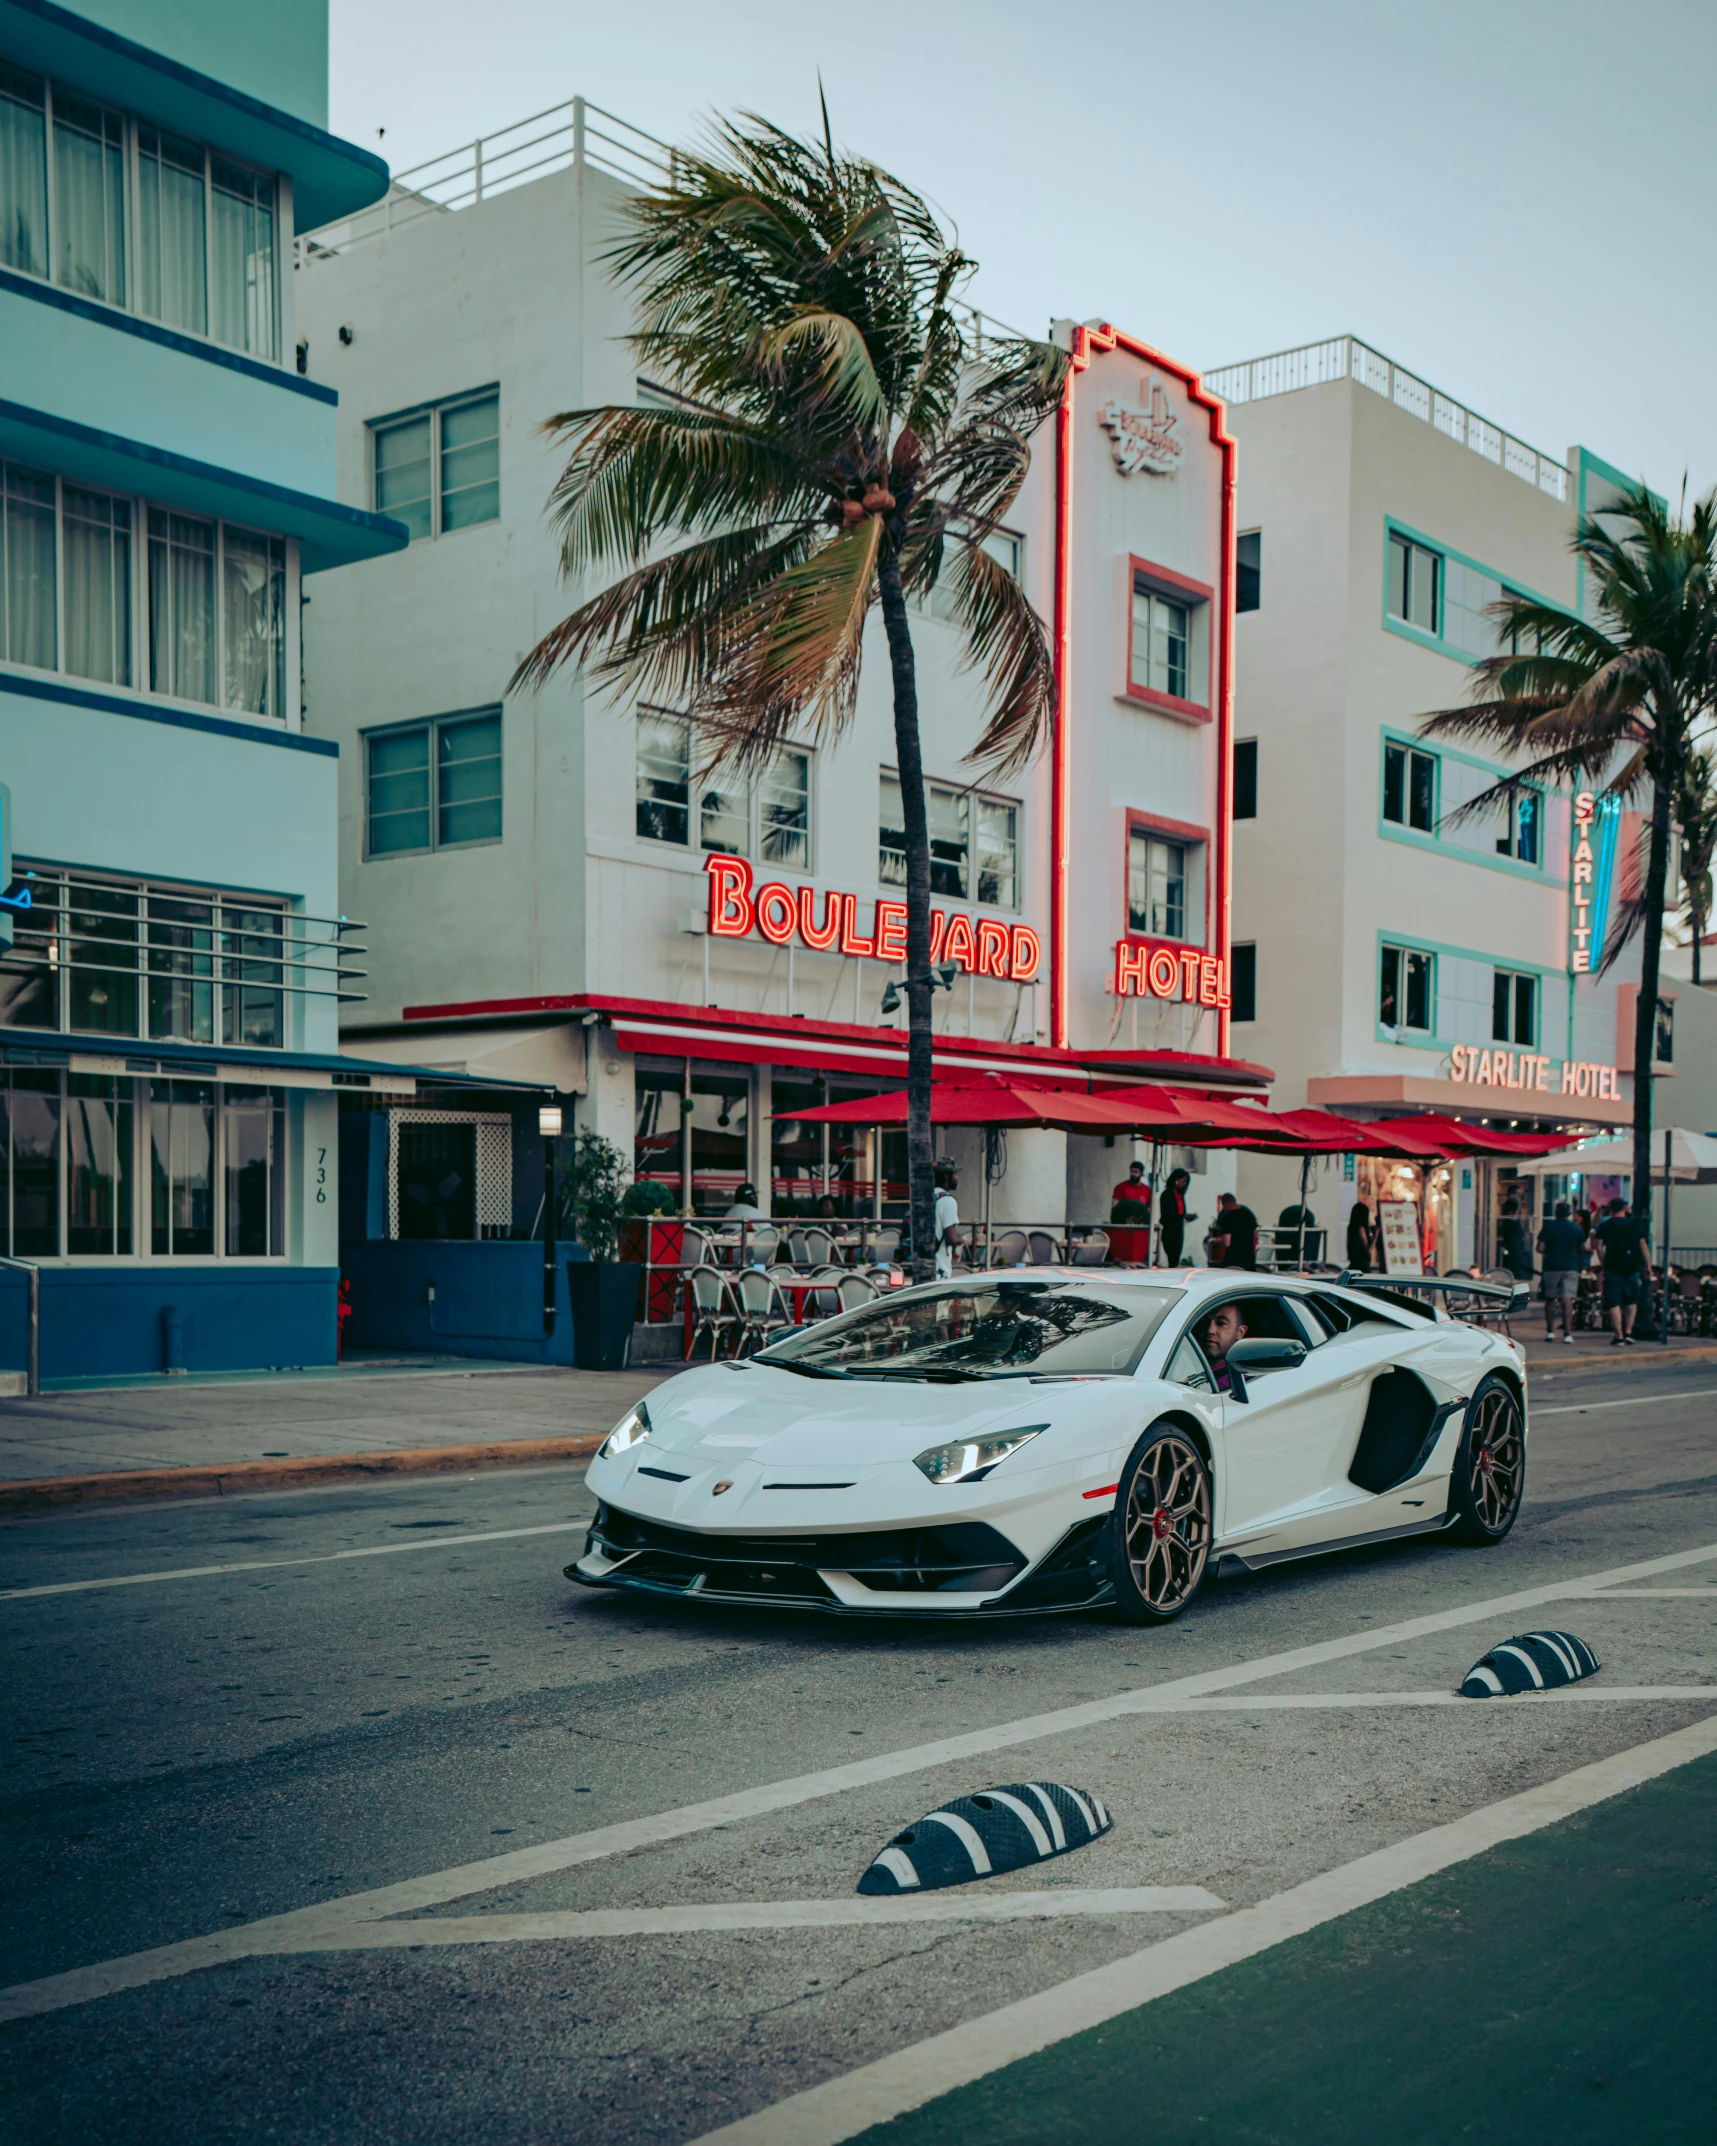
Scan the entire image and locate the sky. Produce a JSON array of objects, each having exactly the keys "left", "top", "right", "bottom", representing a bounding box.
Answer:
[{"left": 329, "top": 0, "right": 1716, "bottom": 501}]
